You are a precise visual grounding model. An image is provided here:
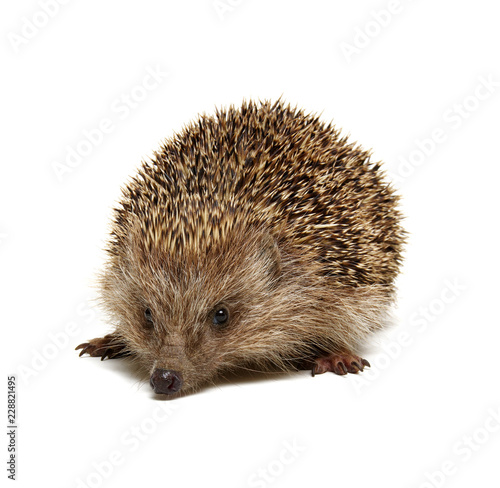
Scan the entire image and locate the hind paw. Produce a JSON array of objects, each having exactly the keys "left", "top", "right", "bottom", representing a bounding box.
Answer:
[
  {"left": 312, "top": 353, "right": 370, "bottom": 376},
  {"left": 75, "top": 334, "right": 129, "bottom": 361}
]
